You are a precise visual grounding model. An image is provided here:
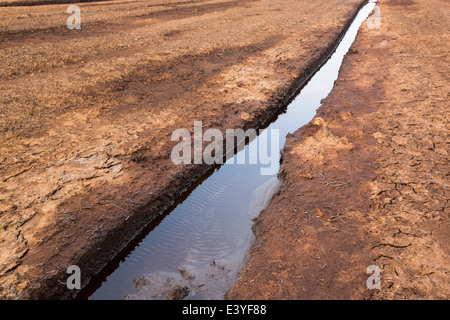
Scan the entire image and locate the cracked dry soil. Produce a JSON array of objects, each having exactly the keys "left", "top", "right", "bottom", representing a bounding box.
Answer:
[{"left": 228, "top": 0, "right": 449, "bottom": 300}]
